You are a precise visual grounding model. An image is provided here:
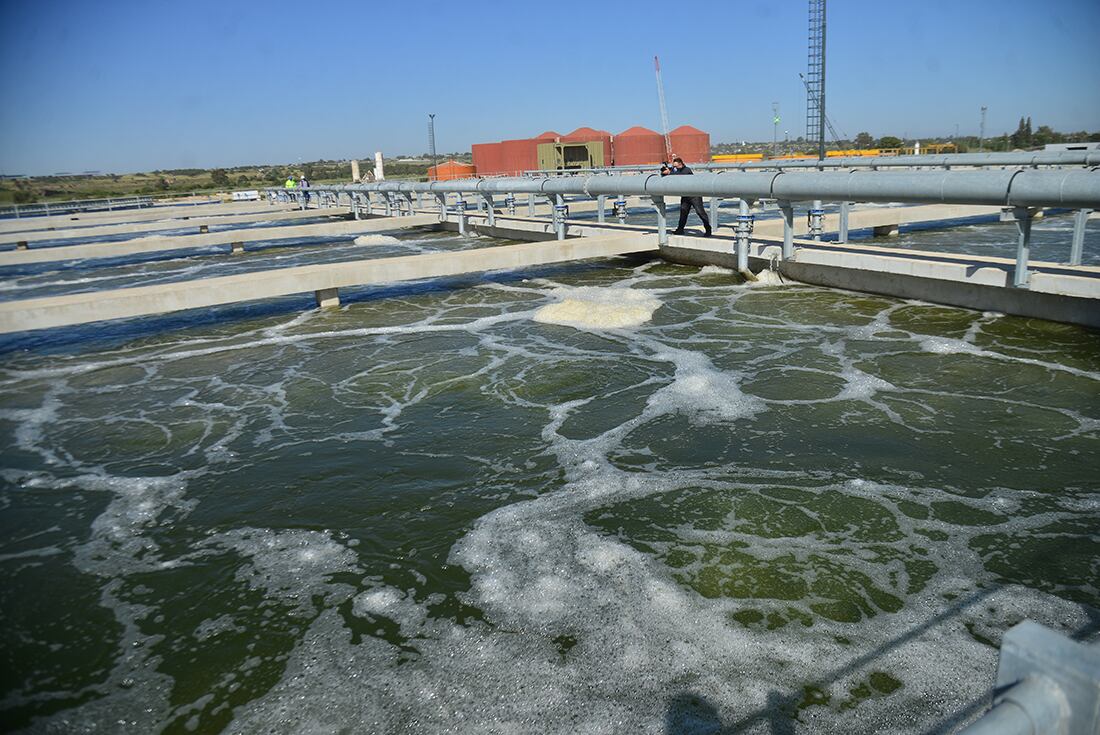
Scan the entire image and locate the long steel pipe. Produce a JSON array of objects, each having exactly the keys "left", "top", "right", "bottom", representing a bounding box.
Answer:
[
  {"left": 297, "top": 168, "right": 1100, "bottom": 209},
  {"left": 520, "top": 150, "right": 1100, "bottom": 175}
]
